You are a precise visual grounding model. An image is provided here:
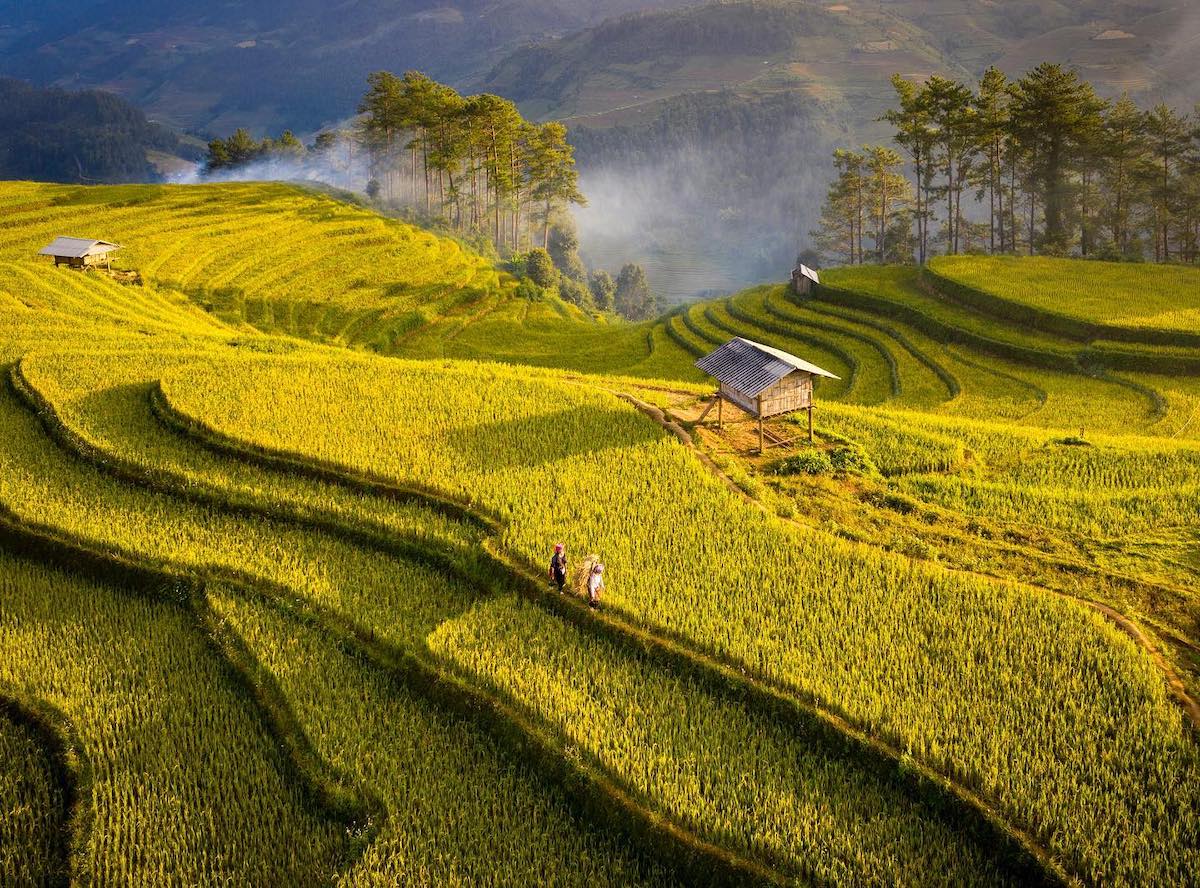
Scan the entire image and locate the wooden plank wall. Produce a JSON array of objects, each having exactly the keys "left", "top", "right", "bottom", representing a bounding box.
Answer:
[
  {"left": 720, "top": 372, "right": 811, "bottom": 418},
  {"left": 759, "top": 373, "right": 811, "bottom": 417}
]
